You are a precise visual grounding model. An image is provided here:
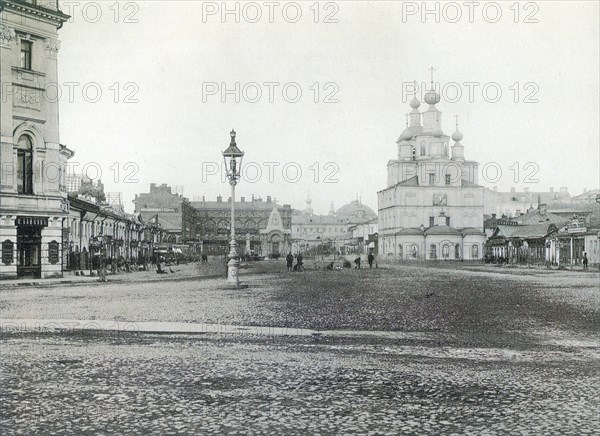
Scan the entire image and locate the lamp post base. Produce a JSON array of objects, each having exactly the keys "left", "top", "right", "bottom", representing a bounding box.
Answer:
[{"left": 220, "top": 240, "right": 249, "bottom": 289}]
